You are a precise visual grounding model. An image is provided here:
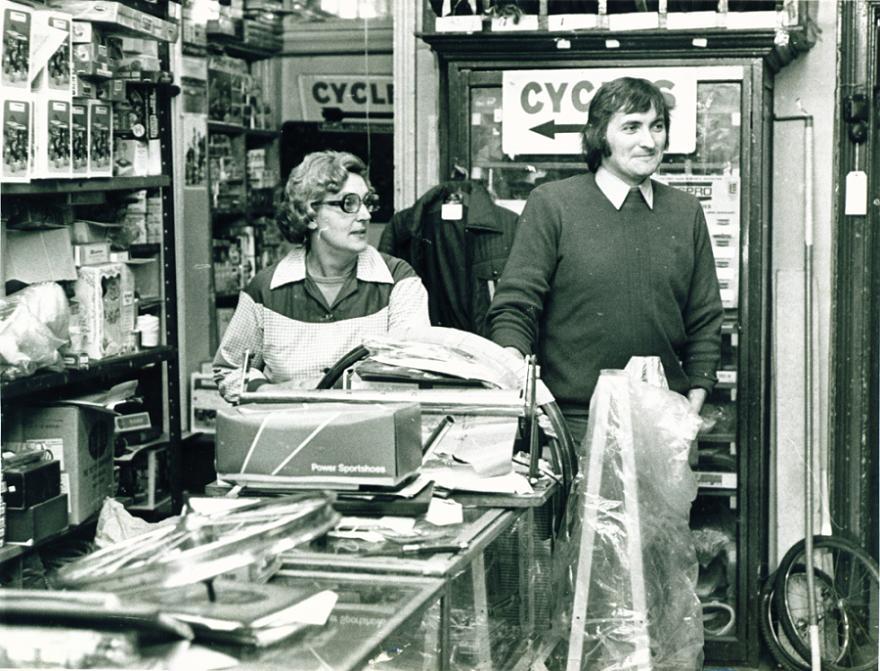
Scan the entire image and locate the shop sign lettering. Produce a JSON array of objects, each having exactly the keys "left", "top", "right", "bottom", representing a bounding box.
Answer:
[
  {"left": 299, "top": 74, "right": 393, "bottom": 123},
  {"left": 502, "top": 67, "right": 698, "bottom": 157}
]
